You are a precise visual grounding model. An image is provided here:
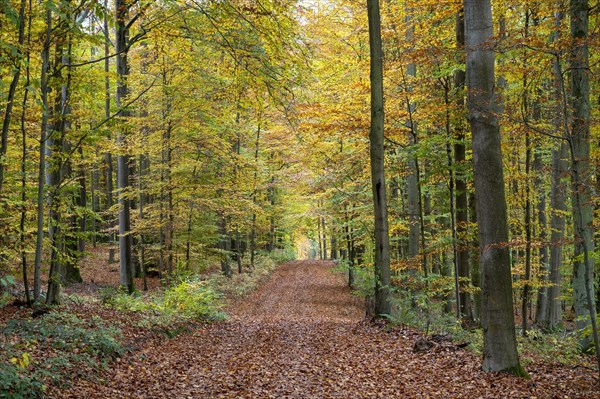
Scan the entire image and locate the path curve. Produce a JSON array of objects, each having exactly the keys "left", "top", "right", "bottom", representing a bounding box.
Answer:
[{"left": 61, "top": 261, "right": 597, "bottom": 398}]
